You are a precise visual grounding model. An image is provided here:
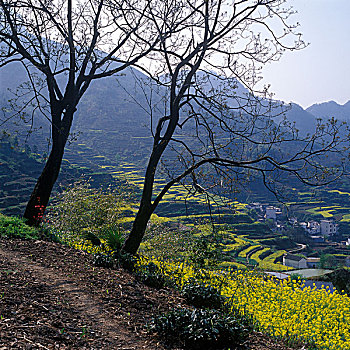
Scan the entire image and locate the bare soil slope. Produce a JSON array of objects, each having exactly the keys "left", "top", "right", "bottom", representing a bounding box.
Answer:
[{"left": 0, "top": 238, "right": 301, "bottom": 349}]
